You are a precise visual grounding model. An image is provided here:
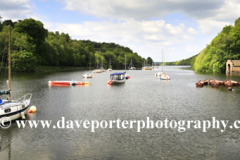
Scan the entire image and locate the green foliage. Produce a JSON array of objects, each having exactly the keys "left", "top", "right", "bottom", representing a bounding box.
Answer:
[
  {"left": 14, "top": 18, "right": 47, "bottom": 45},
  {"left": 0, "top": 17, "right": 149, "bottom": 72},
  {"left": 193, "top": 17, "right": 240, "bottom": 73}
]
